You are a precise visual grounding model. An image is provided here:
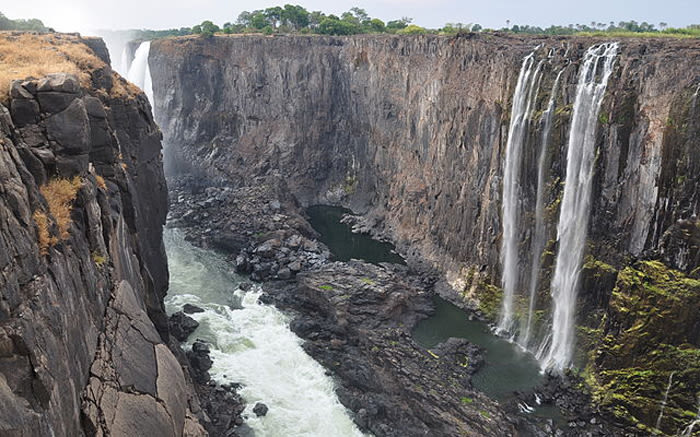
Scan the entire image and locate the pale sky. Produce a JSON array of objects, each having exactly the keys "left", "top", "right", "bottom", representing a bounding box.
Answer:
[{"left": 2, "top": 0, "right": 698, "bottom": 34}]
